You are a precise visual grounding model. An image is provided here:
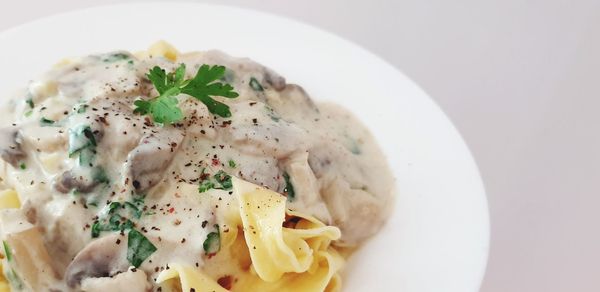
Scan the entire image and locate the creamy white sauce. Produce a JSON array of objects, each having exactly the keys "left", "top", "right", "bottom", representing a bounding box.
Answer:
[{"left": 0, "top": 49, "right": 394, "bottom": 291}]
